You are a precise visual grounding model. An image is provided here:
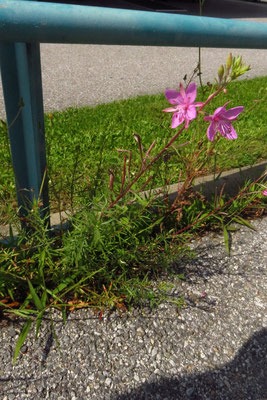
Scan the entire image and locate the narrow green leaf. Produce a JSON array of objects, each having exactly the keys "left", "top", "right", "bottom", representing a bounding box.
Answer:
[
  {"left": 36, "top": 310, "right": 45, "bottom": 338},
  {"left": 38, "top": 250, "right": 46, "bottom": 281},
  {"left": 6, "top": 309, "right": 37, "bottom": 317},
  {"left": 52, "top": 272, "right": 79, "bottom": 295},
  {"left": 233, "top": 216, "right": 256, "bottom": 230},
  {"left": 59, "top": 268, "right": 104, "bottom": 298},
  {"left": 226, "top": 225, "right": 240, "bottom": 232},
  {"left": 92, "top": 226, "right": 102, "bottom": 248},
  {"left": 223, "top": 225, "right": 230, "bottom": 255},
  {"left": 44, "top": 288, "right": 64, "bottom": 303},
  {"left": 7, "top": 288, "right": 15, "bottom": 301},
  {"left": 20, "top": 296, "right": 31, "bottom": 310},
  {"left": 41, "top": 290, "right": 47, "bottom": 308},
  {"left": 39, "top": 249, "right": 46, "bottom": 267},
  {"left": 0, "top": 301, "right": 10, "bottom": 308},
  {"left": 27, "top": 280, "right": 43, "bottom": 311},
  {"left": 9, "top": 224, "right": 14, "bottom": 241},
  {"left": 138, "top": 216, "right": 164, "bottom": 235},
  {"left": 13, "top": 319, "right": 32, "bottom": 364}
]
